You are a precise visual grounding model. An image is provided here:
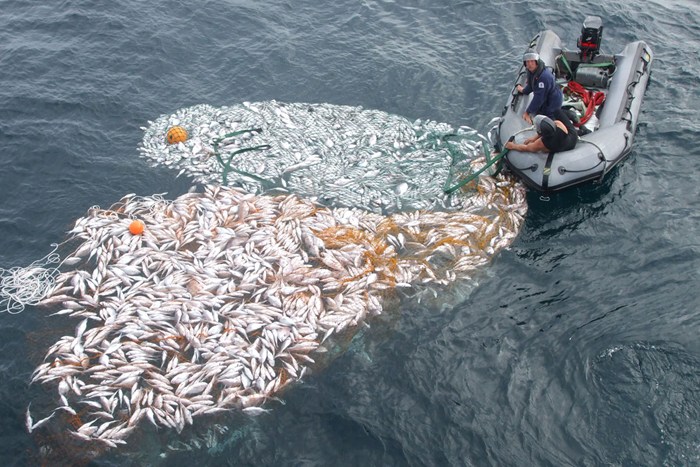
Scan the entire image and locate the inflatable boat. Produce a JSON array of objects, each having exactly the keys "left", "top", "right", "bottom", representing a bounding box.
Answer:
[{"left": 488, "top": 16, "right": 653, "bottom": 192}]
